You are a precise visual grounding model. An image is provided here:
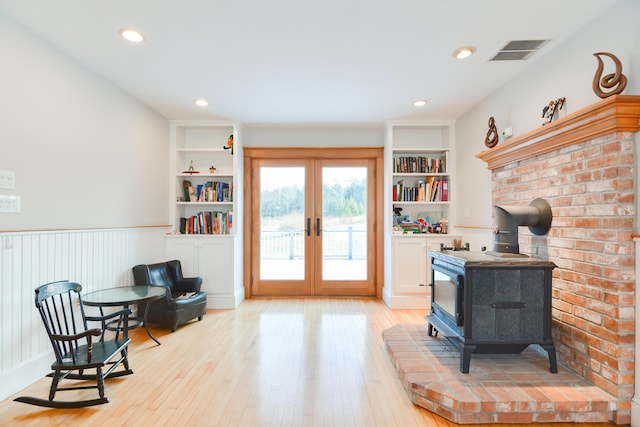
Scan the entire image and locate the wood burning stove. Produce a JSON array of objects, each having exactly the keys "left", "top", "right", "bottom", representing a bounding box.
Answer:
[
  {"left": 426, "top": 198, "right": 557, "bottom": 373},
  {"left": 426, "top": 250, "right": 557, "bottom": 373}
]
